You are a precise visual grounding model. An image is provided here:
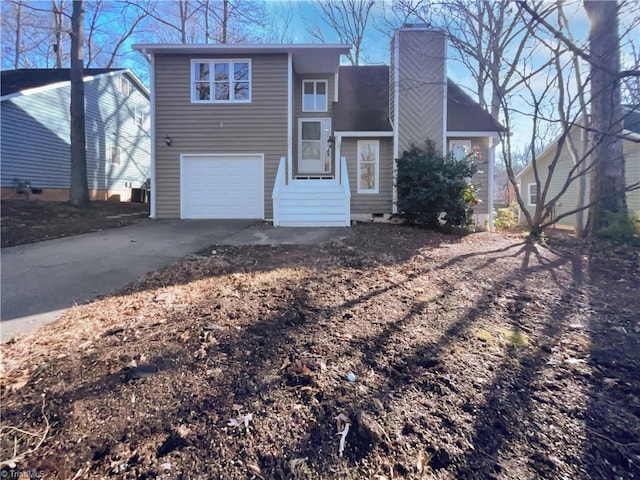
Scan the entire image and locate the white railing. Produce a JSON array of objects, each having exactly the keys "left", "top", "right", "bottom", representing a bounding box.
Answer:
[
  {"left": 272, "top": 157, "right": 286, "bottom": 226},
  {"left": 340, "top": 156, "right": 351, "bottom": 225}
]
